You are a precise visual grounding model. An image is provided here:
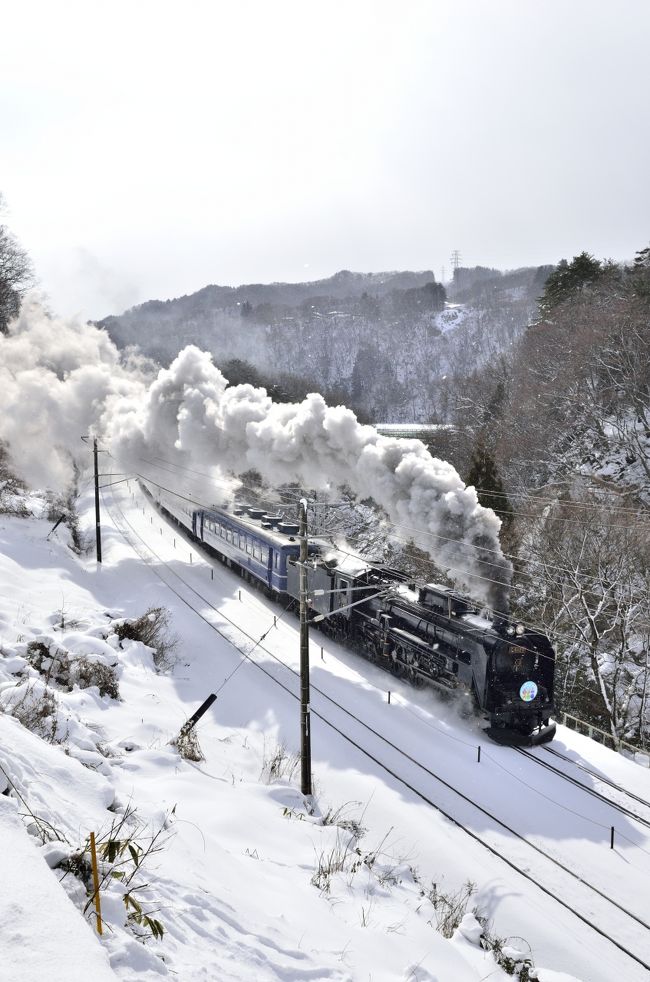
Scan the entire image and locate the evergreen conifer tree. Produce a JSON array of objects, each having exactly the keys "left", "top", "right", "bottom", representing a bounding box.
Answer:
[{"left": 467, "top": 438, "right": 513, "bottom": 529}]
